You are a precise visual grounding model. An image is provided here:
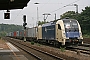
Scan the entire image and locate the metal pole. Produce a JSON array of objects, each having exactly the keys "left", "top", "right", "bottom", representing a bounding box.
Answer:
[
  {"left": 23, "top": 15, "right": 27, "bottom": 42},
  {"left": 66, "top": 4, "right": 78, "bottom": 15},
  {"left": 43, "top": 14, "right": 46, "bottom": 22},
  {"left": 76, "top": 5, "right": 78, "bottom": 14},
  {"left": 34, "top": 3, "right": 39, "bottom": 26},
  {"left": 55, "top": 13, "right": 56, "bottom": 20},
  {"left": 74, "top": 4, "right": 78, "bottom": 14},
  {"left": 24, "top": 29, "right": 26, "bottom": 42},
  {"left": 37, "top": 7, "right": 38, "bottom": 26}
]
